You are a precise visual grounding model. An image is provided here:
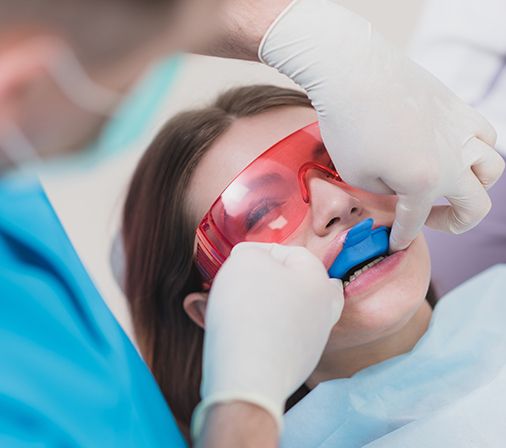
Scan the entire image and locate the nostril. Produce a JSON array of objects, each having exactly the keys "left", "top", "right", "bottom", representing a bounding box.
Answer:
[
  {"left": 351, "top": 207, "right": 358, "bottom": 214},
  {"left": 326, "top": 217, "right": 340, "bottom": 228}
]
